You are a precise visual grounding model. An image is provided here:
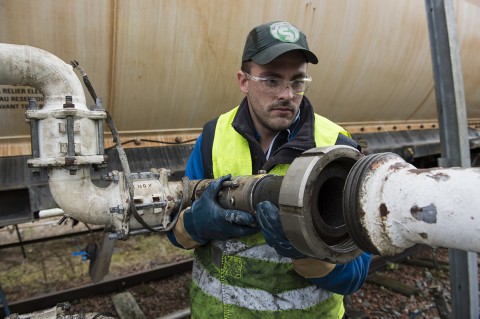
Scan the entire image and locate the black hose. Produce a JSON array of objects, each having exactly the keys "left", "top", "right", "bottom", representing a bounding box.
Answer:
[{"left": 70, "top": 60, "right": 97, "bottom": 102}]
